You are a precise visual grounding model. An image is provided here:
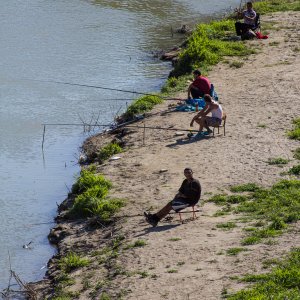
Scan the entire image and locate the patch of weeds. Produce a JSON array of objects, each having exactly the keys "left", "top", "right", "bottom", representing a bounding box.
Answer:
[
  {"left": 98, "top": 142, "right": 123, "bottom": 163},
  {"left": 136, "top": 271, "right": 149, "bottom": 278},
  {"left": 216, "top": 222, "right": 237, "bottom": 230},
  {"left": 253, "top": 220, "right": 265, "bottom": 227},
  {"left": 99, "top": 292, "right": 111, "bottom": 300},
  {"left": 243, "top": 227, "right": 256, "bottom": 232},
  {"left": 293, "top": 47, "right": 300, "bottom": 52},
  {"left": 151, "top": 274, "right": 158, "bottom": 279},
  {"left": 167, "top": 269, "right": 178, "bottom": 273},
  {"left": 293, "top": 148, "right": 300, "bottom": 160},
  {"left": 168, "top": 237, "right": 181, "bottom": 242},
  {"left": 125, "top": 239, "right": 147, "bottom": 249},
  {"left": 177, "top": 261, "right": 185, "bottom": 266},
  {"left": 262, "top": 258, "right": 280, "bottom": 269},
  {"left": 267, "top": 157, "right": 289, "bottom": 165},
  {"left": 209, "top": 194, "right": 248, "bottom": 205},
  {"left": 227, "top": 248, "right": 300, "bottom": 300},
  {"left": 226, "top": 247, "right": 248, "bottom": 256},
  {"left": 269, "top": 41, "right": 280, "bottom": 46},
  {"left": 58, "top": 252, "right": 90, "bottom": 273},
  {"left": 230, "top": 183, "right": 261, "bottom": 193},
  {"left": 257, "top": 123, "right": 267, "bottom": 128},
  {"left": 287, "top": 164, "right": 300, "bottom": 175},
  {"left": 241, "top": 236, "right": 261, "bottom": 245},
  {"left": 229, "top": 61, "right": 244, "bottom": 68},
  {"left": 287, "top": 118, "right": 300, "bottom": 140}
]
